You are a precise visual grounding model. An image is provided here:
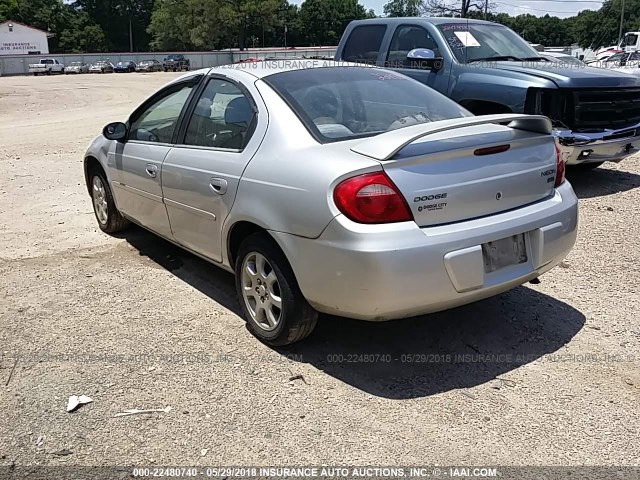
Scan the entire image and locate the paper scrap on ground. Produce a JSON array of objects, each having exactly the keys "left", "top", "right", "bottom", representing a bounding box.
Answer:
[
  {"left": 454, "top": 31, "right": 481, "bottom": 47},
  {"left": 66, "top": 395, "right": 93, "bottom": 413},
  {"left": 114, "top": 406, "right": 172, "bottom": 417}
]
